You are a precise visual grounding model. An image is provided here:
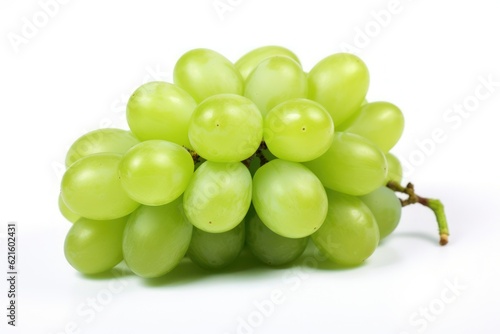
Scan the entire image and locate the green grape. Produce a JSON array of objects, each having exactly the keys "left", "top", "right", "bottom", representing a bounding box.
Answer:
[
  {"left": 183, "top": 161, "right": 252, "bottom": 233},
  {"left": 61, "top": 153, "right": 139, "bottom": 220},
  {"left": 252, "top": 159, "right": 328, "bottom": 238},
  {"left": 235, "top": 45, "right": 301, "bottom": 81},
  {"left": 264, "top": 98, "right": 334, "bottom": 162},
  {"left": 188, "top": 221, "right": 245, "bottom": 270},
  {"left": 188, "top": 94, "right": 263, "bottom": 162},
  {"left": 308, "top": 53, "right": 369, "bottom": 126},
  {"left": 58, "top": 193, "right": 80, "bottom": 223},
  {"left": 126, "top": 81, "right": 197, "bottom": 148},
  {"left": 246, "top": 207, "right": 308, "bottom": 266},
  {"left": 311, "top": 190, "right": 379, "bottom": 266},
  {"left": 174, "top": 48, "right": 243, "bottom": 103},
  {"left": 385, "top": 152, "right": 403, "bottom": 184},
  {"left": 123, "top": 199, "right": 193, "bottom": 278},
  {"left": 64, "top": 216, "right": 128, "bottom": 274},
  {"left": 359, "top": 186, "right": 402, "bottom": 240},
  {"left": 244, "top": 56, "right": 307, "bottom": 116},
  {"left": 65, "top": 128, "right": 139, "bottom": 167},
  {"left": 304, "top": 132, "right": 387, "bottom": 196},
  {"left": 119, "top": 140, "right": 194, "bottom": 206},
  {"left": 342, "top": 101, "right": 404, "bottom": 152}
]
